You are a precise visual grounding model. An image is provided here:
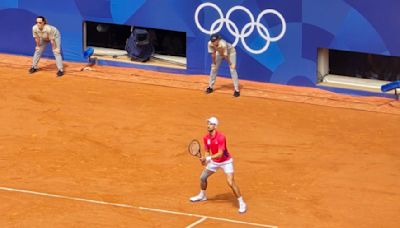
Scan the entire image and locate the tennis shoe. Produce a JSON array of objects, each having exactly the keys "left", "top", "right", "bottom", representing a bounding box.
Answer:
[
  {"left": 238, "top": 202, "right": 247, "bottom": 213},
  {"left": 57, "top": 70, "right": 64, "bottom": 77},
  {"left": 233, "top": 90, "right": 240, "bottom": 97},
  {"left": 190, "top": 194, "right": 207, "bottom": 202},
  {"left": 29, "top": 67, "right": 37, "bottom": 74},
  {"left": 205, "top": 87, "right": 213, "bottom": 94}
]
